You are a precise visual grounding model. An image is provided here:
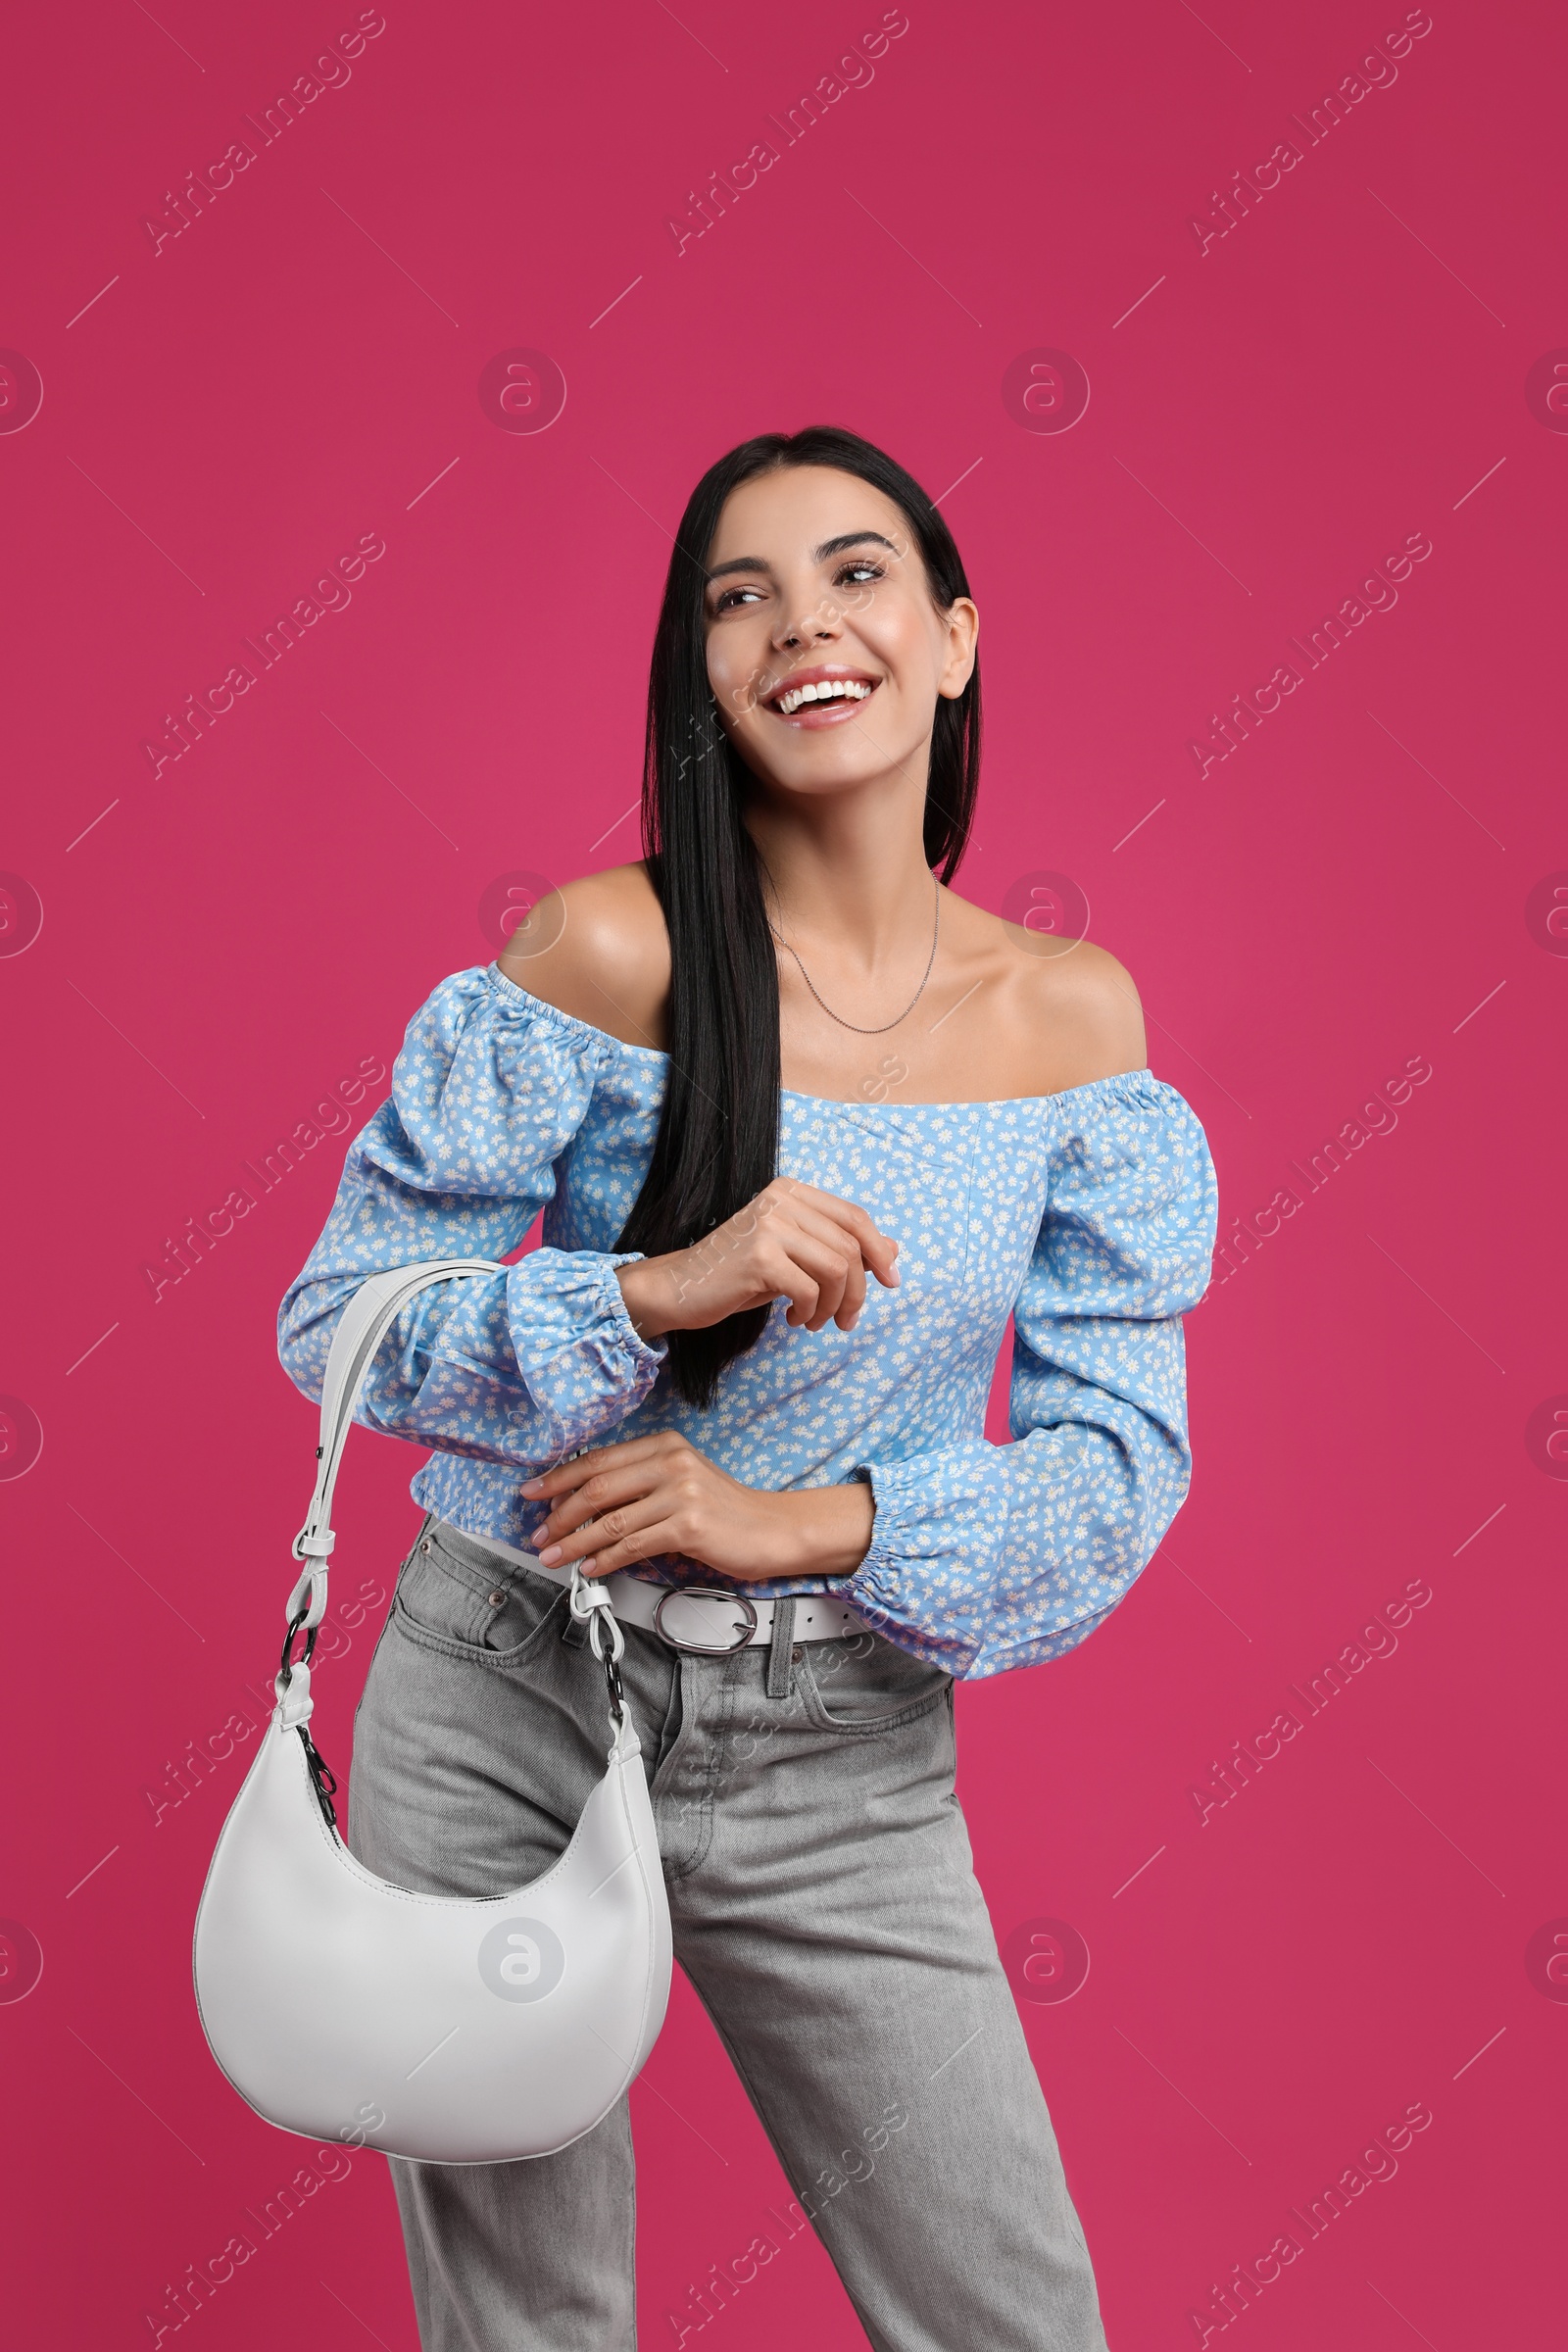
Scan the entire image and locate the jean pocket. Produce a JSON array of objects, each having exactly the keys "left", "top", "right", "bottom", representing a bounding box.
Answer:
[
  {"left": 392, "top": 1522, "right": 564, "bottom": 1666},
  {"left": 796, "top": 1626, "right": 952, "bottom": 1735}
]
